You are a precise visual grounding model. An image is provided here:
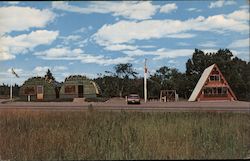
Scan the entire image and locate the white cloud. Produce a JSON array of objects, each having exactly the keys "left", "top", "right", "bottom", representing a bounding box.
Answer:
[
  {"left": 140, "top": 45, "right": 156, "bottom": 49},
  {"left": 227, "top": 9, "right": 249, "bottom": 21},
  {"left": 199, "top": 41, "right": 217, "bottom": 48},
  {"left": 199, "top": 49, "right": 240, "bottom": 57},
  {"left": 93, "top": 20, "right": 192, "bottom": 46},
  {"left": 28, "top": 66, "right": 68, "bottom": 83},
  {"left": 168, "top": 60, "right": 178, "bottom": 64},
  {"left": 209, "top": 0, "right": 236, "bottom": 8},
  {"left": 1, "top": 30, "right": 59, "bottom": 59},
  {"left": 75, "top": 39, "right": 89, "bottom": 48},
  {"left": 233, "top": 50, "right": 250, "bottom": 60},
  {"left": 123, "top": 48, "right": 194, "bottom": 59},
  {"left": 0, "top": 50, "right": 15, "bottom": 61},
  {"left": 0, "top": 6, "right": 55, "bottom": 34},
  {"left": 228, "top": 38, "right": 250, "bottom": 48},
  {"left": 93, "top": 11, "right": 248, "bottom": 49},
  {"left": 104, "top": 44, "right": 138, "bottom": 51},
  {"left": 52, "top": 1, "right": 159, "bottom": 20},
  {"left": 34, "top": 47, "right": 81, "bottom": 59},
  {"left": 61, "top": 35, "right": 81, "bottom": 41},
  {"left": 198, "top": 49, "right": 218, "bottom": 54},
  {"left": 88, "top": 26, "right": 93, "bottom": 30},
  {"left": 74, "top": 27, "right": 87, "bottom": 33},
  {"left": 60, "top": 35, "right": 82, "bottom": 45},
  {"left": 80, "top": 56, "right": 134, "bottom": 66},
  {"left": 186, "top": 8, "right": 202, "bottom": 12},
  {"left": 160, "top": 3, "right": 177, "bottom": 13},
  {"left": 73, "top": 26, "right": 93, "bottom": 34},
  {"left": 53, "top": 66, "right": 68, "bottom": 72},
  {"left": 167, "top": 33, "right": 196, "bottom": 38},
  {"left": 33, "top": 66, "right": 68, "bottom": 77},
  {"left": 187, "top": 8, "right": 196, "bottom": 11},
  {"left": 0, "top": 68, "right": 25, "bottom": 85},
  {"left": 33, "top": 66, "right": 50, "bottom": 76},
  {"left": 209, "top": 1, "right": 225, "bottom": 8},
  {"left": 240, "top": 5, "right": 249, "bottom": 9},
  {"left": 34, "top": 47, "right": 134, "bottom": 66},
  {"left": 151, "top": 49, "right": 195, "bottom": 60},
  {"left": 177, "top": 42, "right": 190, "bottom": 46},
  {"left": 224, "top": 0, "right": 237, "bottom": 5},
  {"left": 6, "top": 1, "right": 20, "bottom": 5},
  {"left": 0, "top": 66, "right": 67, "bottom": 85}
]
